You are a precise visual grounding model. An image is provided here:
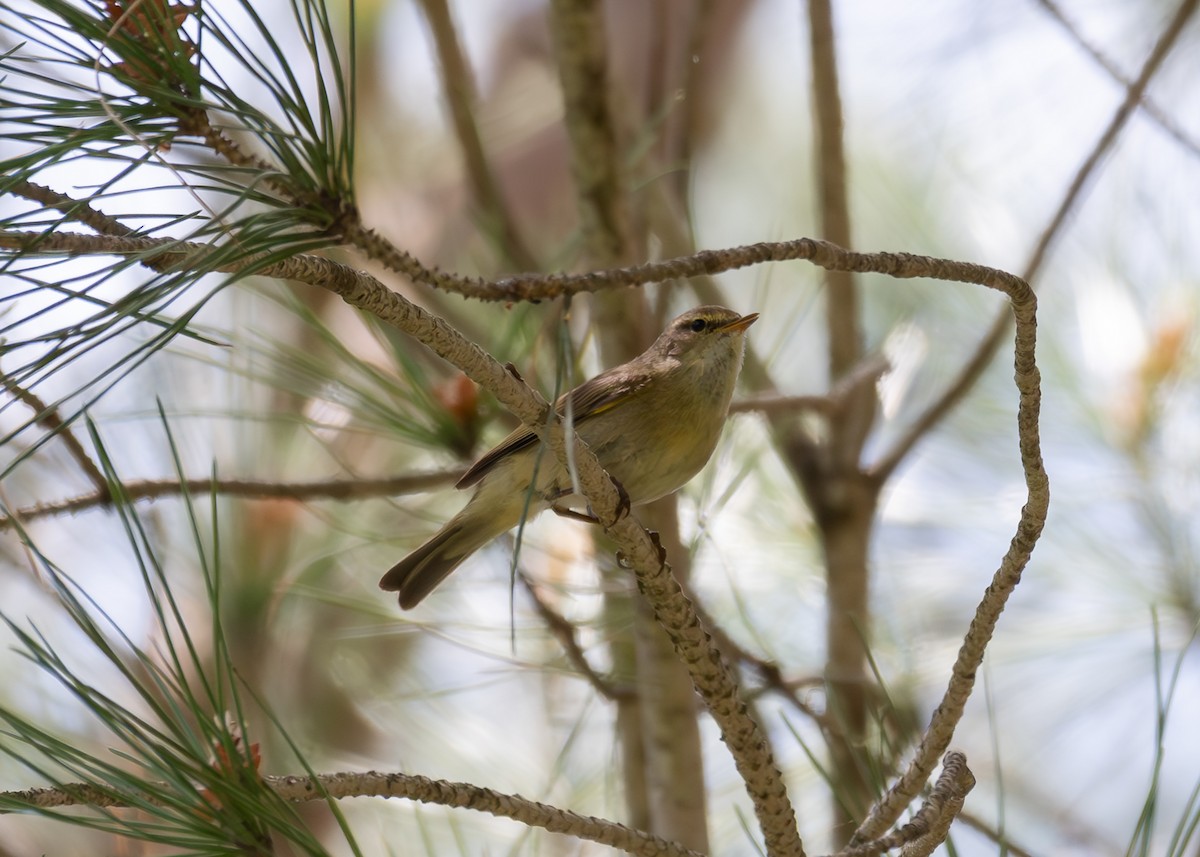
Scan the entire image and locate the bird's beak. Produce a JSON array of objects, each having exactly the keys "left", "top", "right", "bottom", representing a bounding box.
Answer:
[{"left": 718, "top": 312, "right": 759, "bottom": 333}]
